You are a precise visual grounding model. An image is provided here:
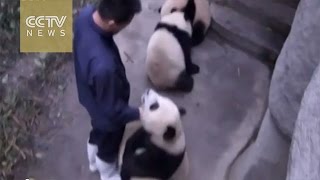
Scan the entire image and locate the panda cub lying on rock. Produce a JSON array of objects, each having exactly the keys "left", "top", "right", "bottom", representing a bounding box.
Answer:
[{"left": 118, "top": 89, "right": 189, "bottom": 180}]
